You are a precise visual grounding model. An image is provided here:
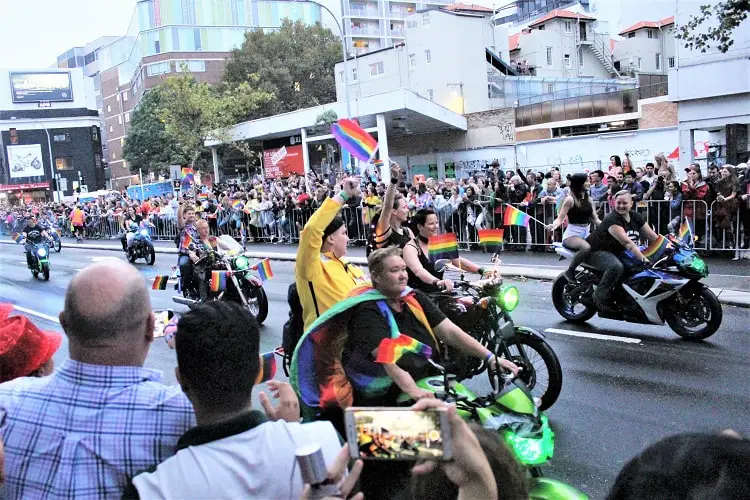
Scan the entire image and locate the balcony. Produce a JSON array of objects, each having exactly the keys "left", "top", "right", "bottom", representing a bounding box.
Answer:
[
  {"left": 348, "top": 6, "right": 380, "bottom": 18},
  {"left": 389, "top": 10, "right": 412, "bottom": 19},
  {"left": 350, "top": 26, "right": 383, "bottom": 36},
  {"left": 515, "top": 82, "right": 668, "bottom": 127},
  {"left": 391, "top": 27, "right": 405, "bottom": 36}
]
